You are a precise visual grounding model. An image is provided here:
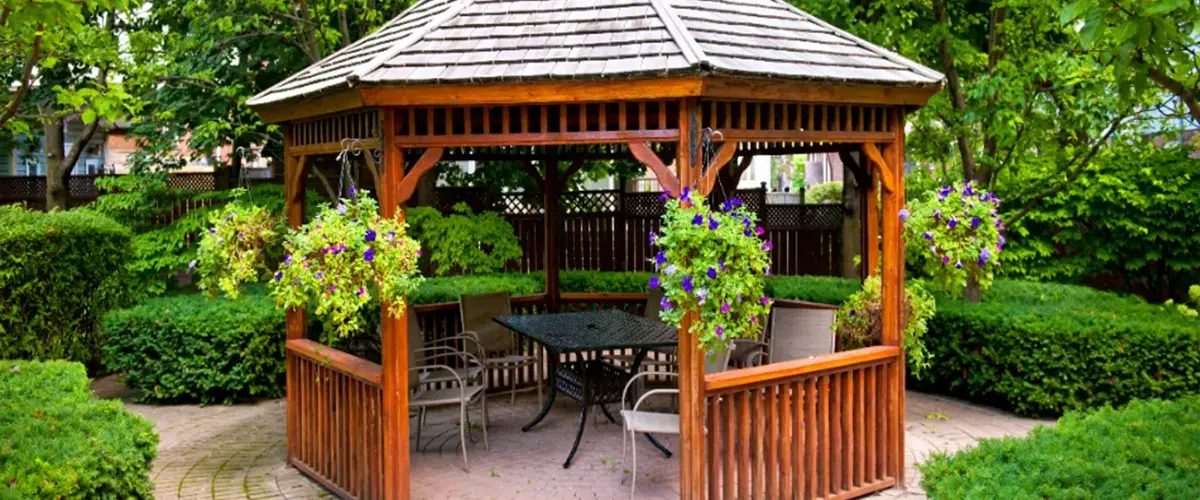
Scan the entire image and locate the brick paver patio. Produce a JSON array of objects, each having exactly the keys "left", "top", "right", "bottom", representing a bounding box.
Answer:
[{"left": 93, "top": 376, "right": 1049, "bottom": 499}]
